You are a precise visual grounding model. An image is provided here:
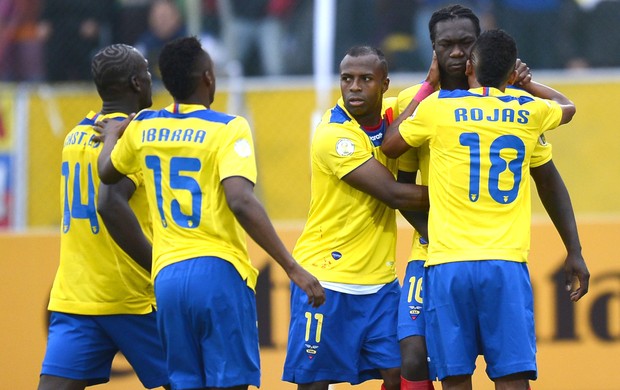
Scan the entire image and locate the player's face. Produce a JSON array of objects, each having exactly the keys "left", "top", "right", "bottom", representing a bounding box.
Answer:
[
  {"left": 432, "top": 18, "right": 477, "bottom": 80},
  {"left": 339, "top": 54, "right": 389, "bottom": 125}
]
